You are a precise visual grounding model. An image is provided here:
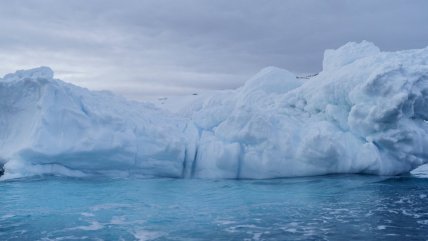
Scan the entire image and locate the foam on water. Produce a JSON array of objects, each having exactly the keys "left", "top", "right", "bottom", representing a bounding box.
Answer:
[{"left": 0, "top": 174, "right": 427, "bottom": 240}]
